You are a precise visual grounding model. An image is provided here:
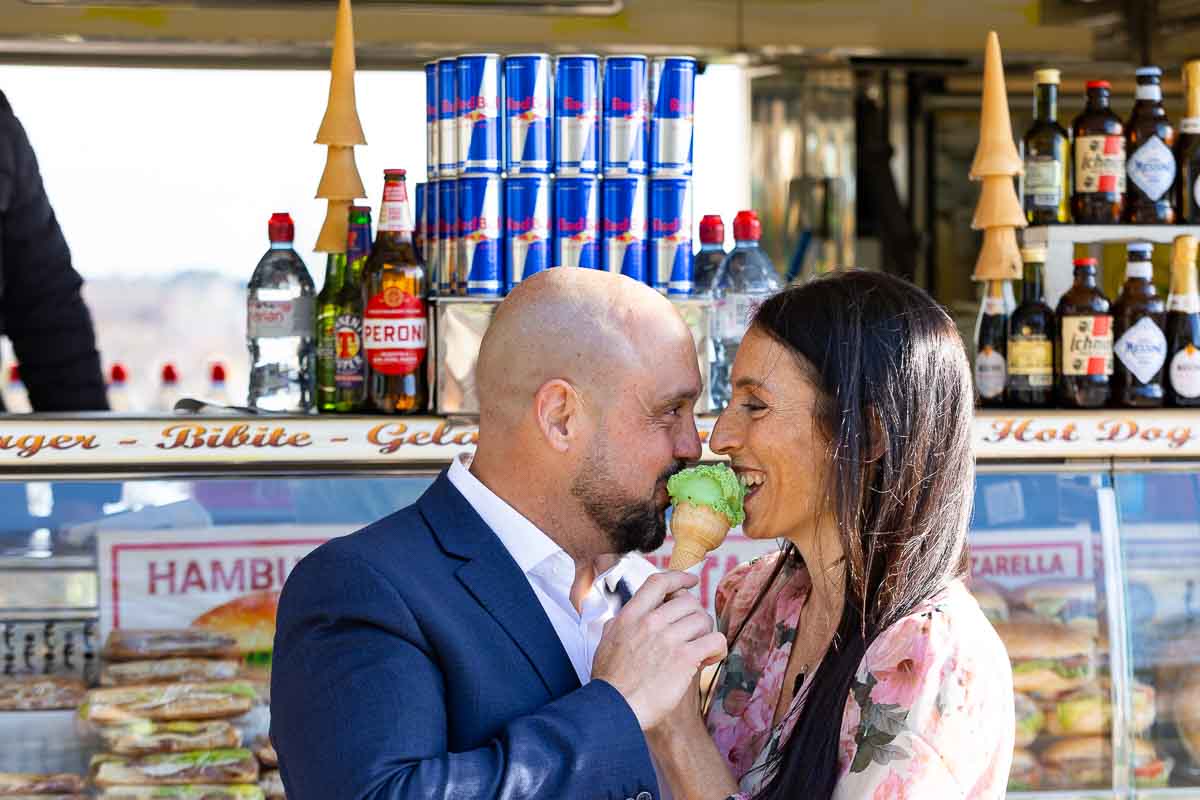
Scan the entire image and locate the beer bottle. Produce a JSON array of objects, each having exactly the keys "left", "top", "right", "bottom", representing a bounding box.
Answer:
[
  {"left": 1057, "top": 257, "right": 1113, "bottom": 408},
  {"left": 315, "top": 249, "right": 349, "bottom": 413},
  {"left": 1176, "top": 62, "right": 1200, "bottom": 223},
  {"left": 1007, "top": 247, "right": 1056, "bottom": 407},
  {"left": 333, "top": 207, "right": 371, "bottom": 411},
  {"left": 1166, "top": 235, "right": 1200, "bottom": 406},
  {"left": 974, "top": 279, "right": 1014, "bottom": 408},
  {"left": 1022, "top": 69, "right": 1071, "bottom": 225},
  {"left": 348, "top": 205, "right": 373, "bottom": 282},
  {"left": 1071, "top": 81, "right": 1125, "bottom": 224},
  {"left": 1124, "top": 67, "right": 1177, "bottom": 224},
  {"left": 1112, "top": 243, "right": 1166, "bottom": 407},
  {"left": 362, "top": 169, "right": 429, "bottom": 414}
]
